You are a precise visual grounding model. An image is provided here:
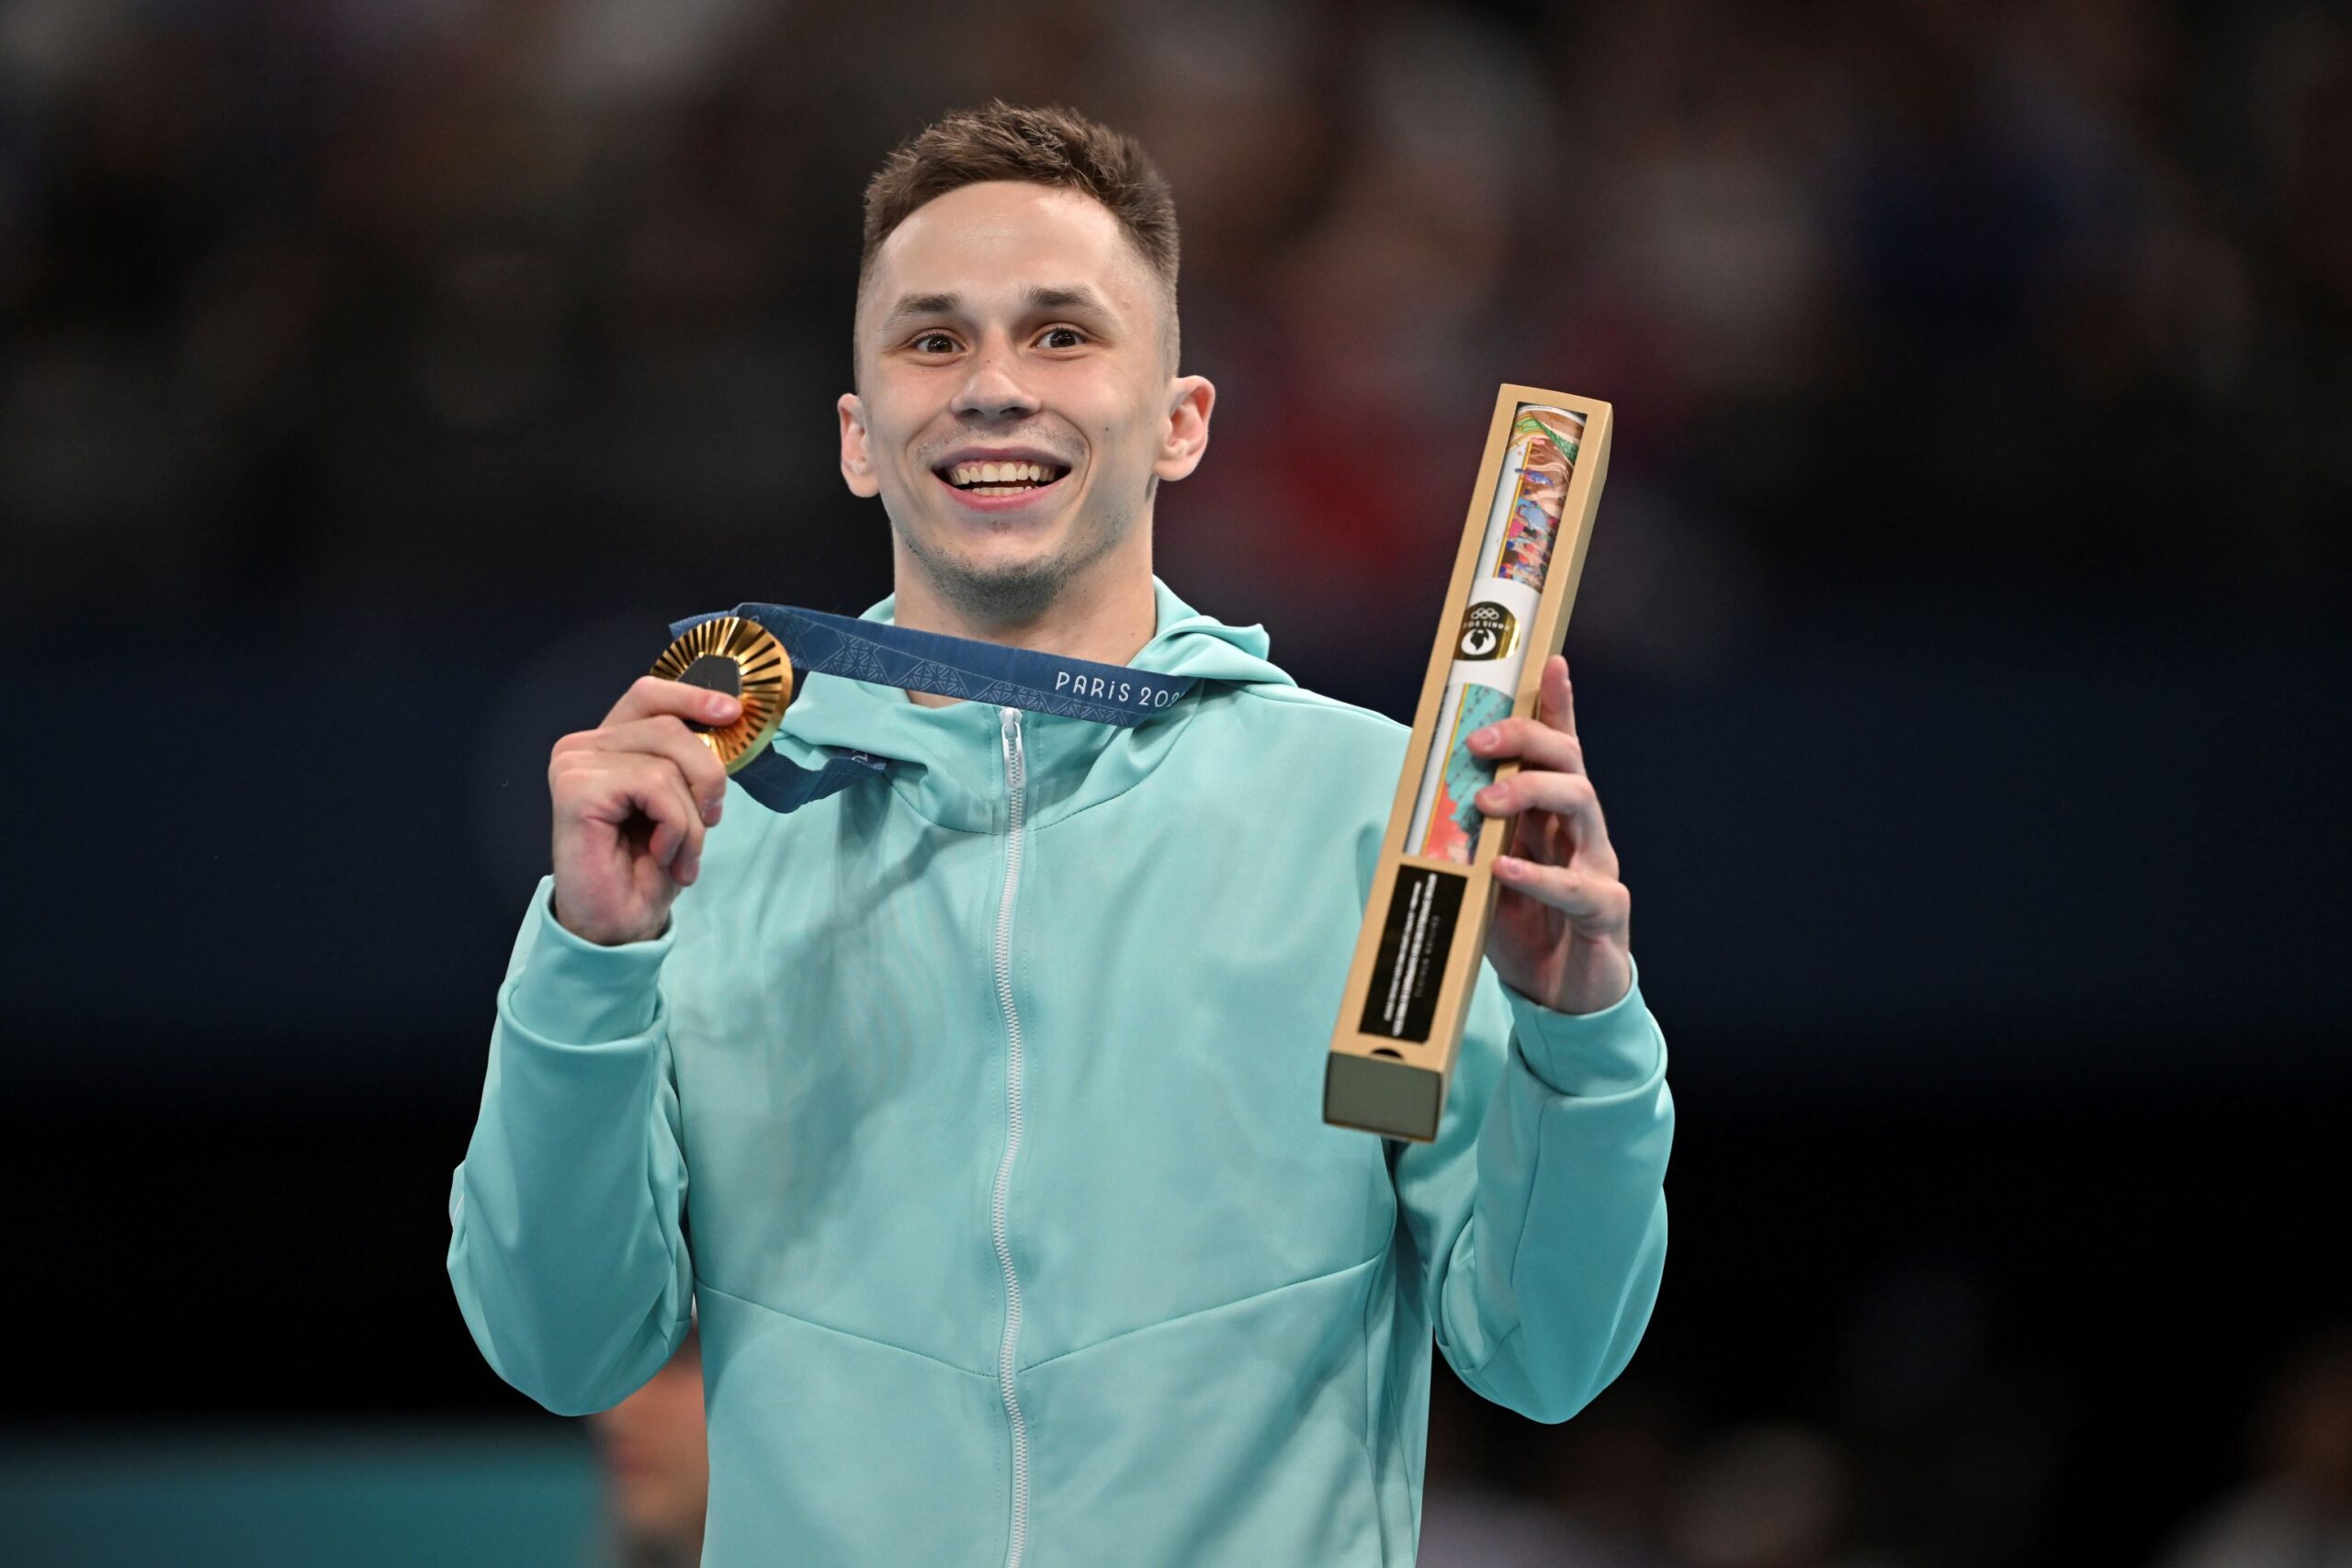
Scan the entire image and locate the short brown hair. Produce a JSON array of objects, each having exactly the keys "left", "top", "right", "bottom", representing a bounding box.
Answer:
[{"left": 857, "top": 101, "right": 1182, "bottom": 365}]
